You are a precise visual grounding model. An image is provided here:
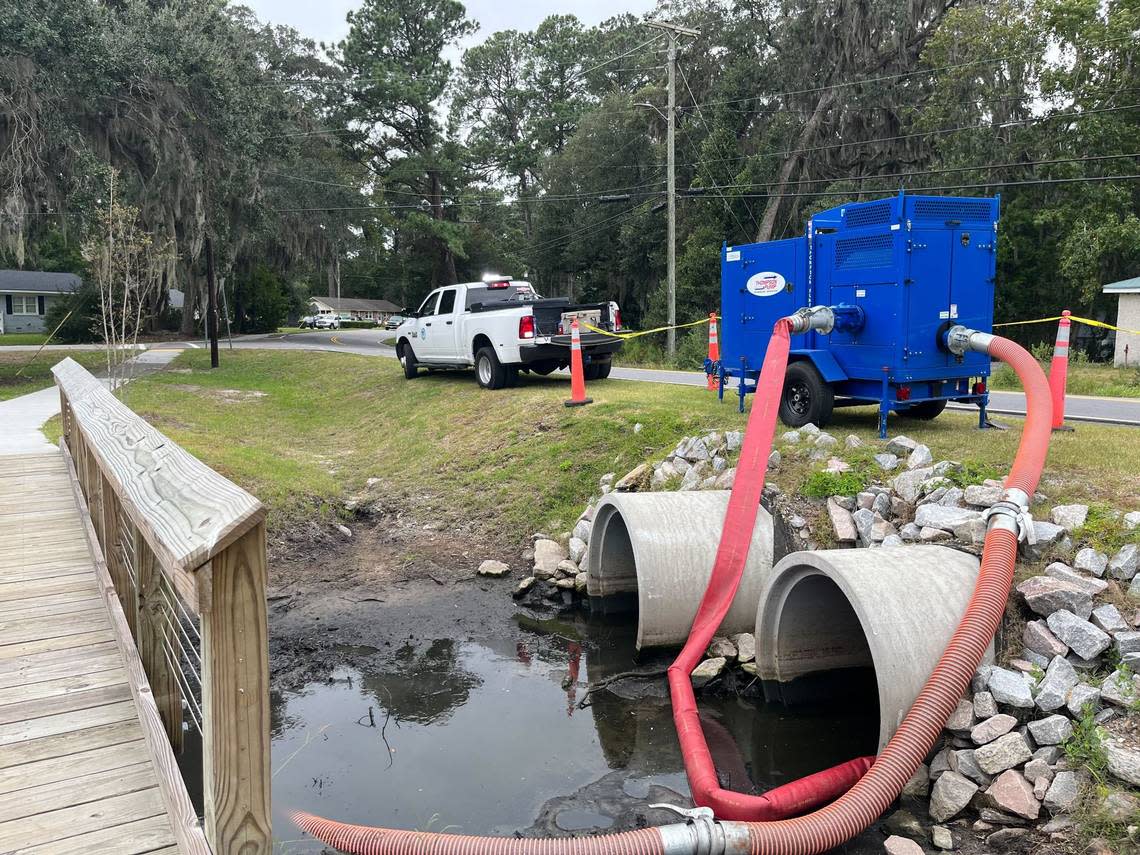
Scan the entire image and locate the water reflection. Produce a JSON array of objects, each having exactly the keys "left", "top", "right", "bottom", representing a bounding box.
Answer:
[{"left": 271, "top": 611, "right": 878, "bottom": 842}]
